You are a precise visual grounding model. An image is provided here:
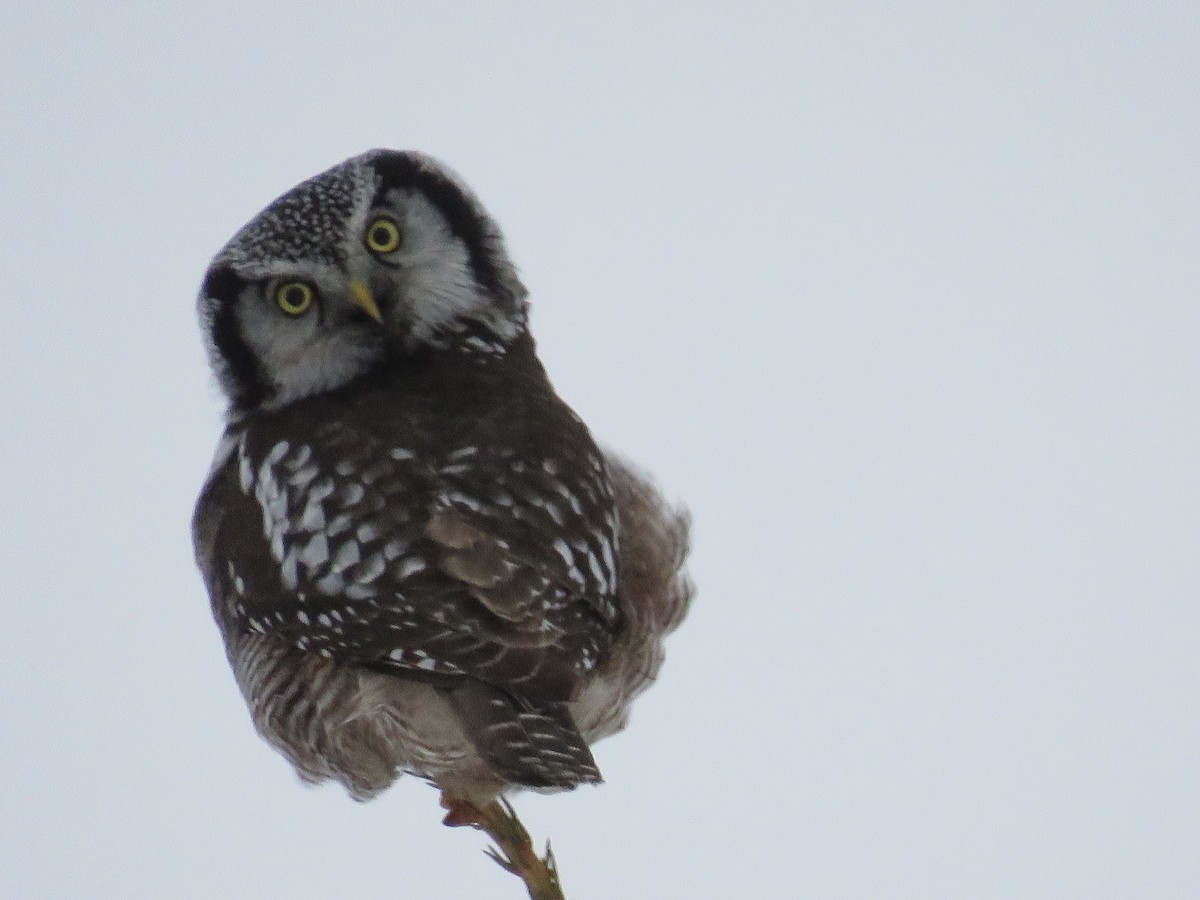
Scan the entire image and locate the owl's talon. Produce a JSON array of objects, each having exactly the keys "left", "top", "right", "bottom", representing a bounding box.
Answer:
[{"left": 440, "top": 794, "right": 484, "bottom": 828}]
